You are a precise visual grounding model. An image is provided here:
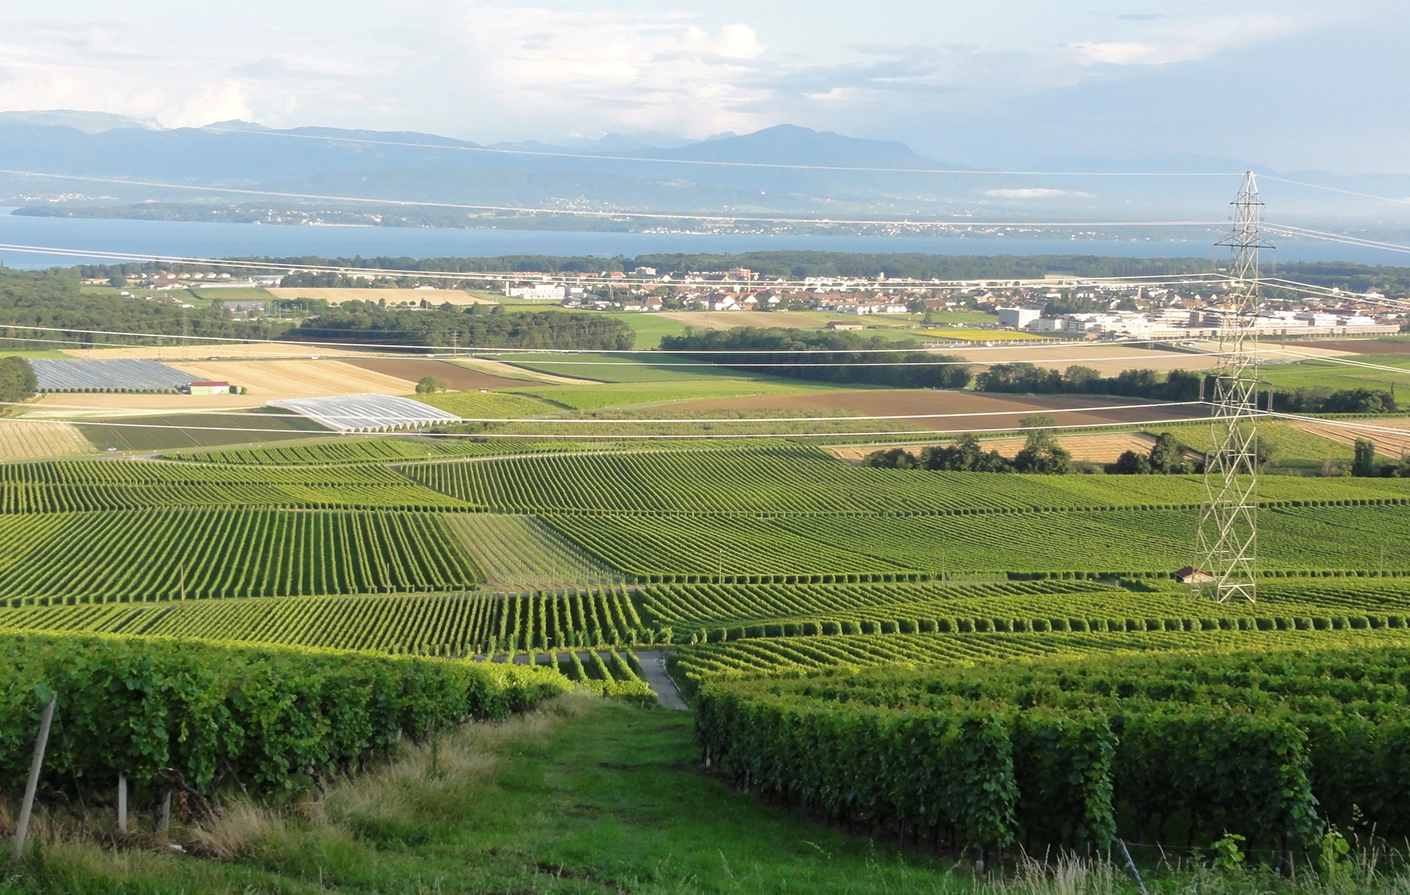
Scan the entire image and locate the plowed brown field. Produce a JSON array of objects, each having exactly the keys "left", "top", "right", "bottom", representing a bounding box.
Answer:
[
  {"left": 339, "top": 358, "right": 525, "bottom": 390},
  {"left": 1301, "top": 340, "right": 1410, "bottom": 355}
]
